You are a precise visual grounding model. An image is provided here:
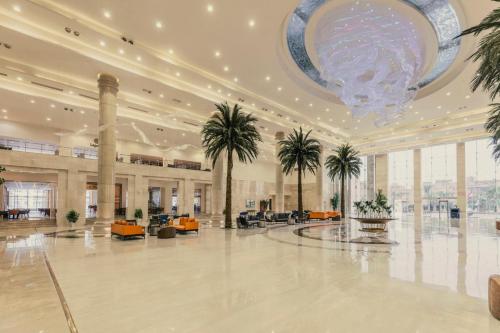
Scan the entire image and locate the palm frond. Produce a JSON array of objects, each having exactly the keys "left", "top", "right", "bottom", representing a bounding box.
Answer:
[{"left": 277, "top": 127, "right": 321, "bottom": 176}]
